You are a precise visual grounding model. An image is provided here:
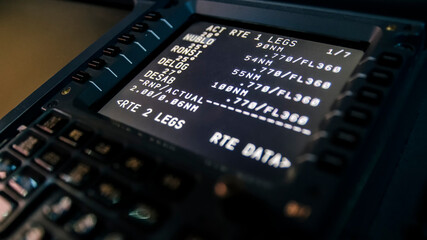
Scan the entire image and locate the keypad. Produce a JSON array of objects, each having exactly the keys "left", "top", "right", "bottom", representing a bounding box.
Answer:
[{"left": 0, "top": 110, "right": 196, "bottom": 238}]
